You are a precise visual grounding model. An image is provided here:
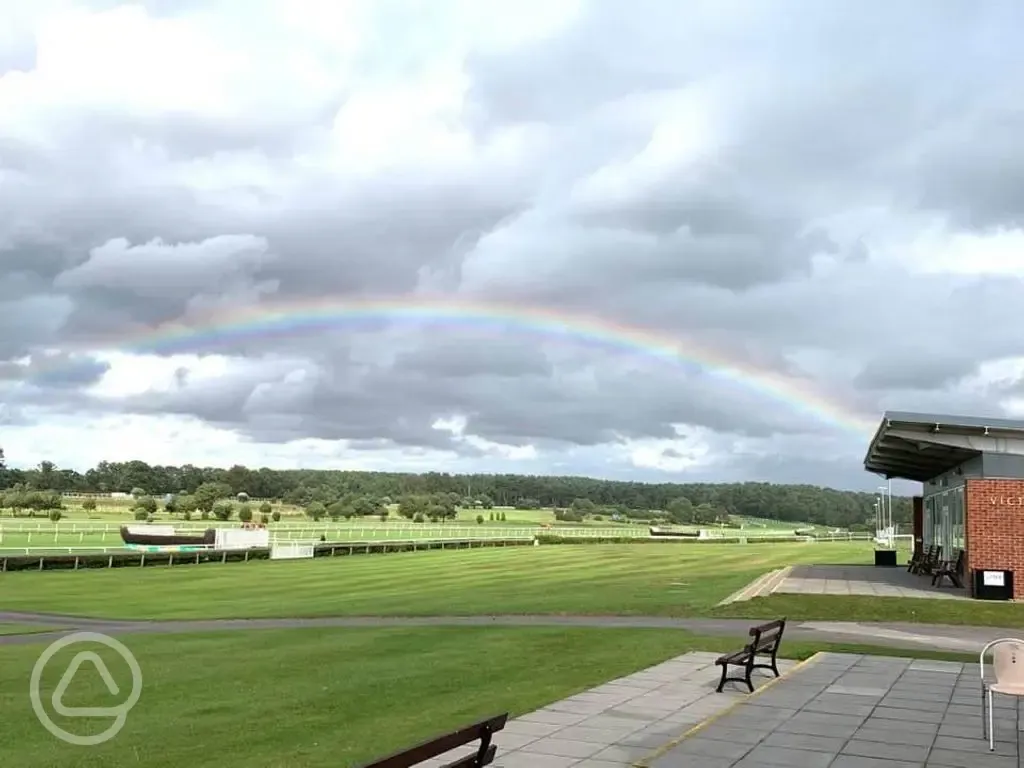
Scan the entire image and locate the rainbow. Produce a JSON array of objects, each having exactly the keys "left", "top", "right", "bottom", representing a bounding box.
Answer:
[{"left": 79, "top": 296, "right": 876, "bottom": 435}]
